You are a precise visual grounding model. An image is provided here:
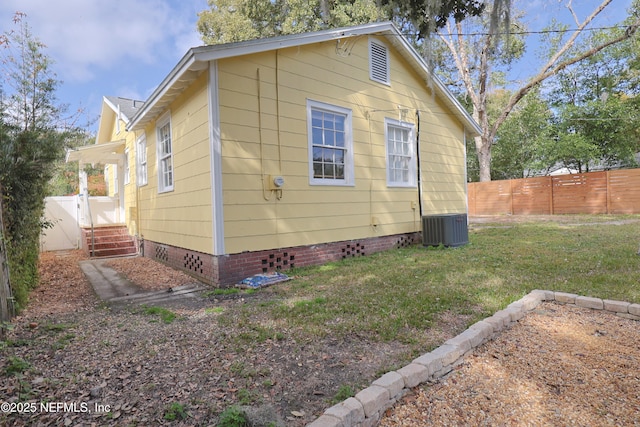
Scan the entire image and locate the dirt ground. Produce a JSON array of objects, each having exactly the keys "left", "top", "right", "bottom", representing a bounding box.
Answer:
[
  {"left": 2, "top": 215, "right": 639, "bottom": 426},
  {"left": 1, "top": 251, "right": 414, "bottom": 426}
]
